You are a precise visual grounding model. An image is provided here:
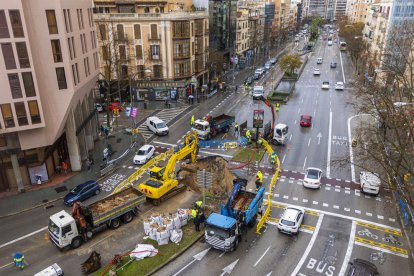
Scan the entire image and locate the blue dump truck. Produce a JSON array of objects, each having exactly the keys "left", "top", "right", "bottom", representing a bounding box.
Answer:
[{"left": 205, "top": 178, "right": 265, "bottom": 251}]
